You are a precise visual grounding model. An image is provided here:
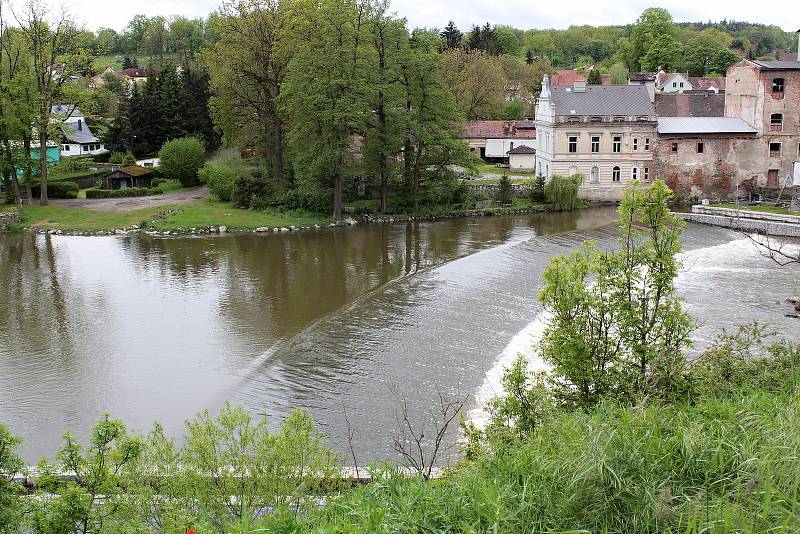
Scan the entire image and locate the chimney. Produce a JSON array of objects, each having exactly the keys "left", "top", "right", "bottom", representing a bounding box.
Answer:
[
  {"left": 77, "top": 119, "right": 83, "bottom": 131},
  {"left": 574, "top": 80, "right": 587, "bottom": 93}
]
